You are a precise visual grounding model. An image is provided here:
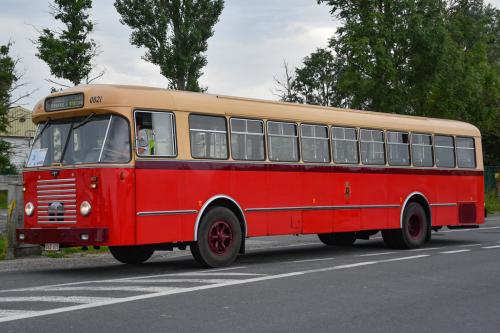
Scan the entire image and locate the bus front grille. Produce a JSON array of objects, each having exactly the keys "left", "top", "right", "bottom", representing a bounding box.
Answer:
[{"left": 36, "top": 178, "right": 77, "bottom": 224}]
